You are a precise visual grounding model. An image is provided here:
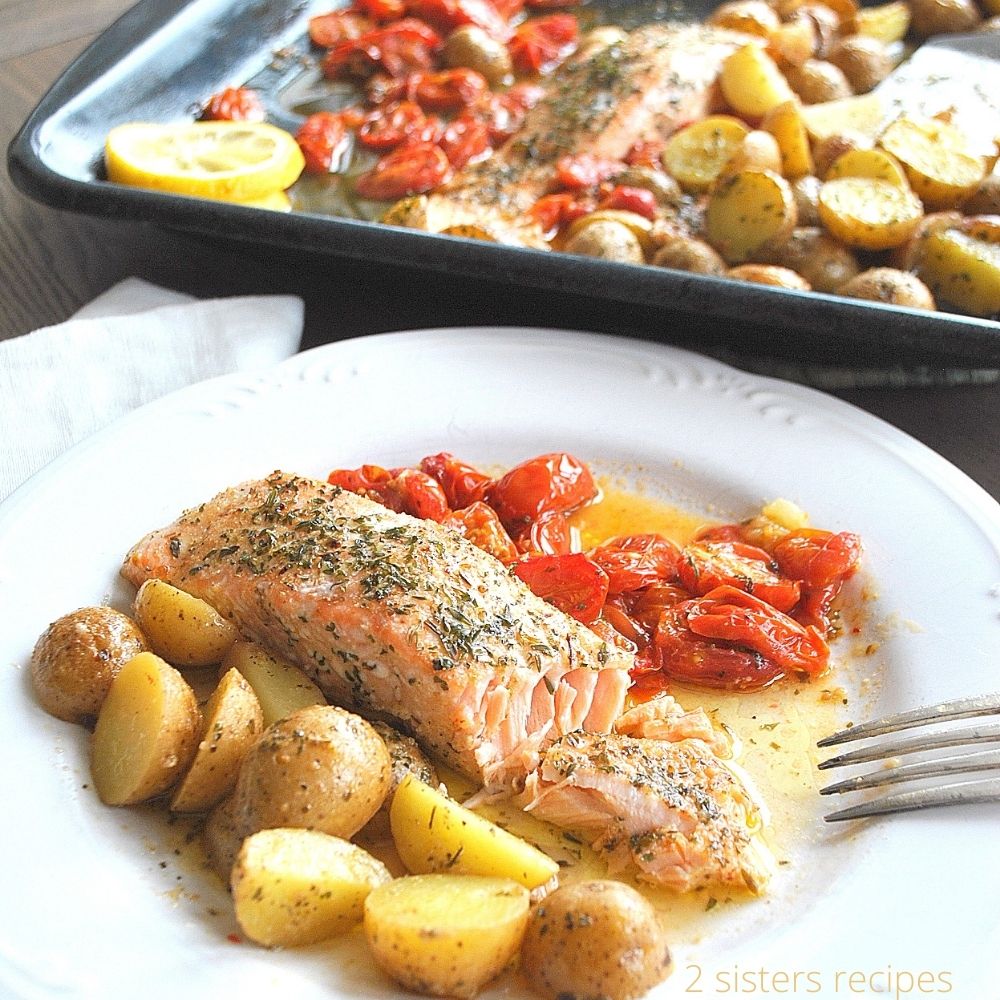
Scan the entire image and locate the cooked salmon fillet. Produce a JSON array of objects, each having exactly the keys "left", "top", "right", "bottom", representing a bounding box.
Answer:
[
  {"left": 384, "top": 23, "right": 747, "bottom": 245},
  {"left": 121, "top": 471, "right": 631, "bottom": 792},
  {"left": 520, "top": 730, "right": 772, "bottom": 892}
]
